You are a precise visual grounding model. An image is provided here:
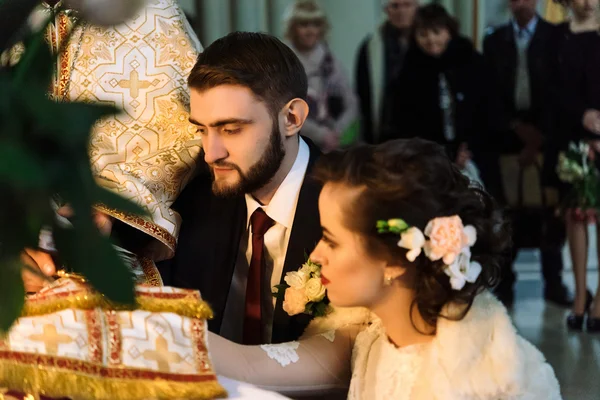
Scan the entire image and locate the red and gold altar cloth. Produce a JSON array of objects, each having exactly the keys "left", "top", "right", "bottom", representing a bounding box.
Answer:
[{"left": 0, "top": 279, "right": 226, "bottom": 400}]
